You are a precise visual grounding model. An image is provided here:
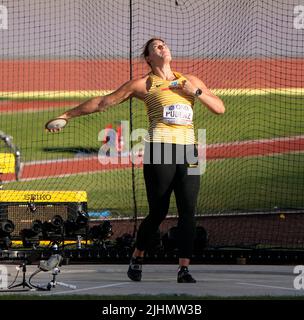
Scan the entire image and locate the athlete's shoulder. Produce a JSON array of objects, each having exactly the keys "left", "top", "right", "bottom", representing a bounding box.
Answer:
[
  {"left": 182, "top": 73, "right": 199, "bottom": 81},
  {"left": 128, "top": 74, "right": 150, "bottom": 99},
  {"left": 128, "top": 74, "right": 148, "bottom": 86},
  {"left": 183, "top": 73, "right": 208, "bottom": 88}
]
